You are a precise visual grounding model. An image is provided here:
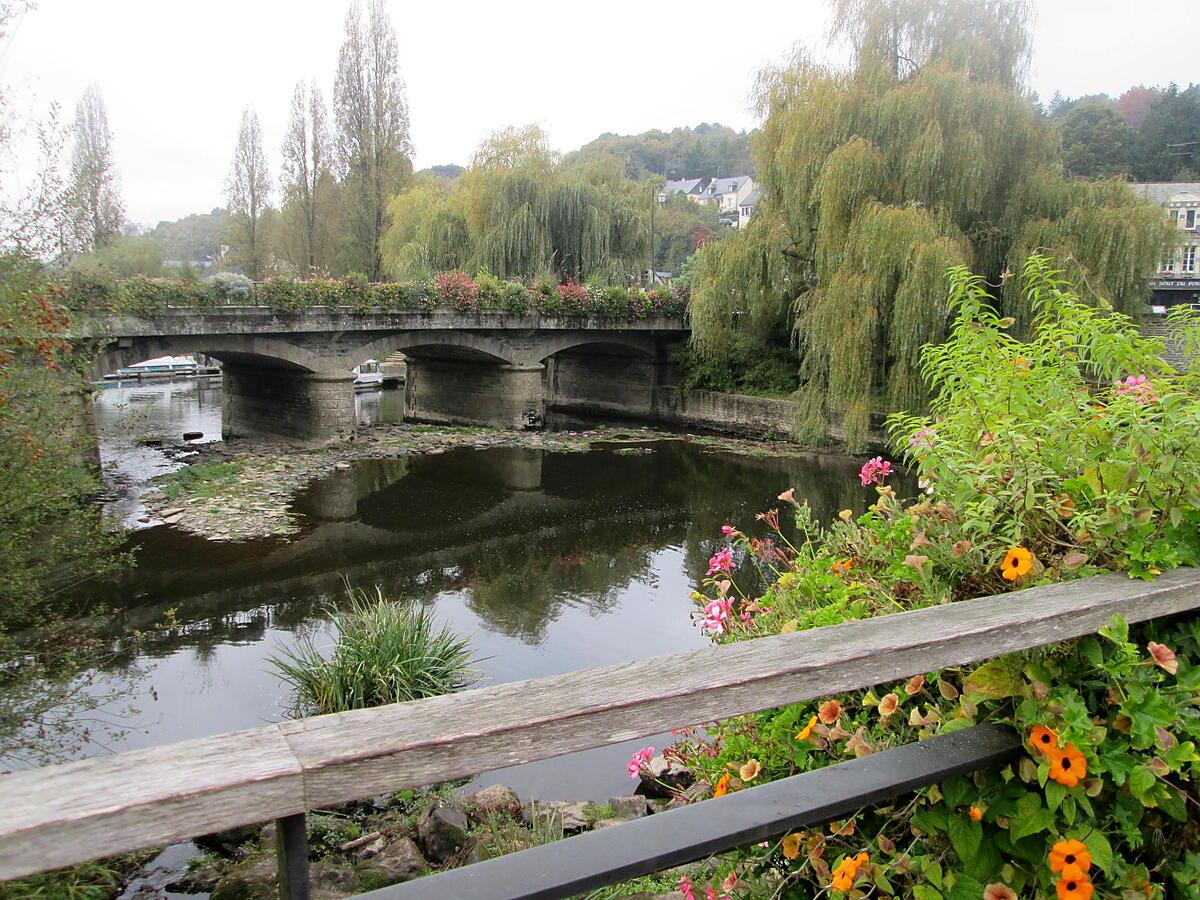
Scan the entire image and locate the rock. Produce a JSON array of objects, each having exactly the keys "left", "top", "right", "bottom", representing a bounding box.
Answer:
[
  {"left": 334, "top": 462, "right": 351, "bottom": 470},
  {"left": 162, "top": 512, "right": 184, "bottom": 525},
  {"left": 466, "top": 783, "right": 521, "bottom": 820},
  {"left": 309, "top": 860, "right": 360, "bottom": 899},
  {"left": 416, "top": 798, "right": 469, "bottom": 862},
  {"left": 522, "top": 800, "right": 591, "bottom": 835},
  {"left": 646, "top": 798, "right": 671, "bottom": 815},
  {"left": 356, "top": 835, "right": 426, "bottom": 888},
  {"left": 210, "top": 853, "right": 278, "bottom": 900},
  {"left": 593, "top": 817, "right": 630, "bottom": 829},
  {"left": 638, "top": 756, "right": 695, "bottom": 798},
  {"left": 183, "top": 431, "right": 204, "bottom": 441},
  {"left": 258, "top": 822, "right": 276, "bottom": 850},
  {"left": 159, "top": 507, "right": 185, "bottom": 518},
  {"left": 608, "top": 795, "right": 649, "bottom": 819},
  {"left": 195, "top": 823, "right": 263, "bottom": 856}
]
